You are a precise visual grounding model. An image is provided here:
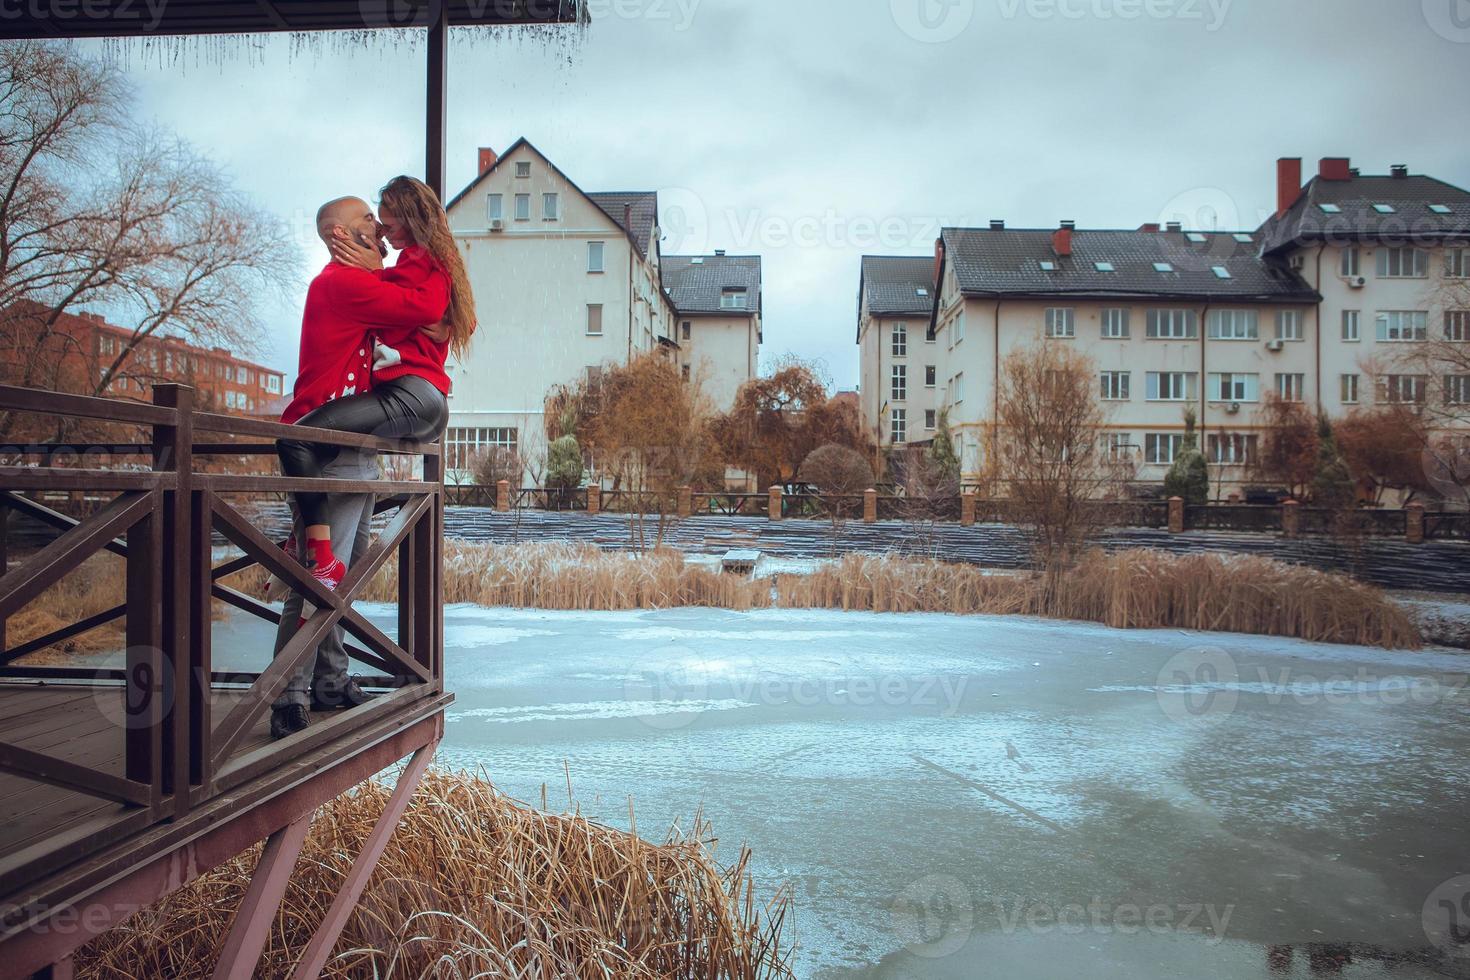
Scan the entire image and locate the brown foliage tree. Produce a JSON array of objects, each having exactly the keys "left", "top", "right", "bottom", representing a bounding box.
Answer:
[
  {"left": 1336, "top": 407, "right": 1435, "bottom": 505},
  {"left": 1253, "top": 392, "right": 1318, "bottom": 499}
]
